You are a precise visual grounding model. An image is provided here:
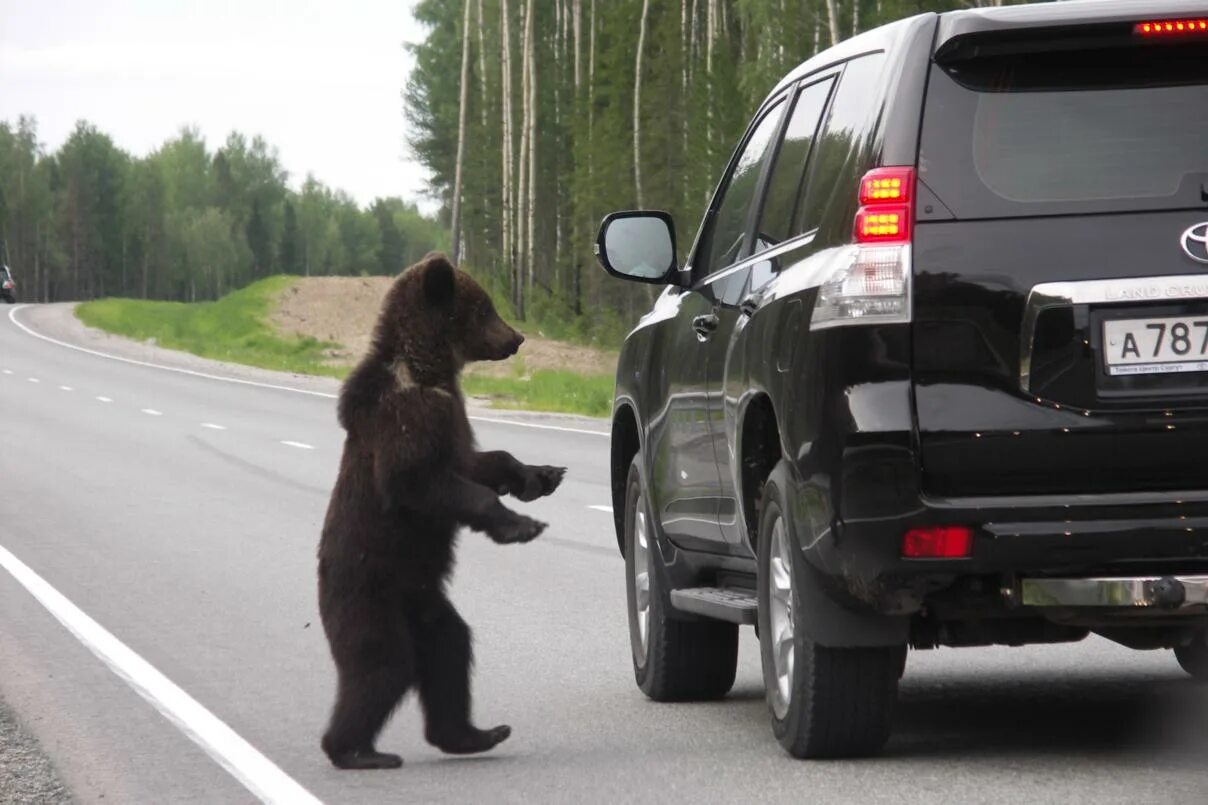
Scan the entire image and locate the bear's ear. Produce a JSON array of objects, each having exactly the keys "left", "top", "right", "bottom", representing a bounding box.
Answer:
[{"left": 422, "top": 255, "right": 456, "bottom": 307}]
